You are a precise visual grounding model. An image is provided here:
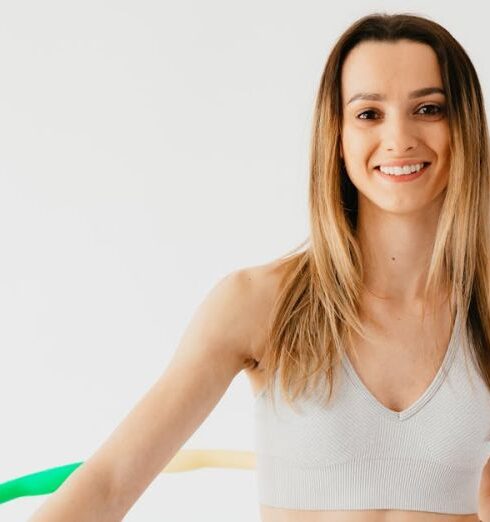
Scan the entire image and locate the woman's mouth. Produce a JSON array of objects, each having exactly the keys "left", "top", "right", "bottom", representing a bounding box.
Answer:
[{"left": 374, "top": 162, "right": 431, "bottom": 183}]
